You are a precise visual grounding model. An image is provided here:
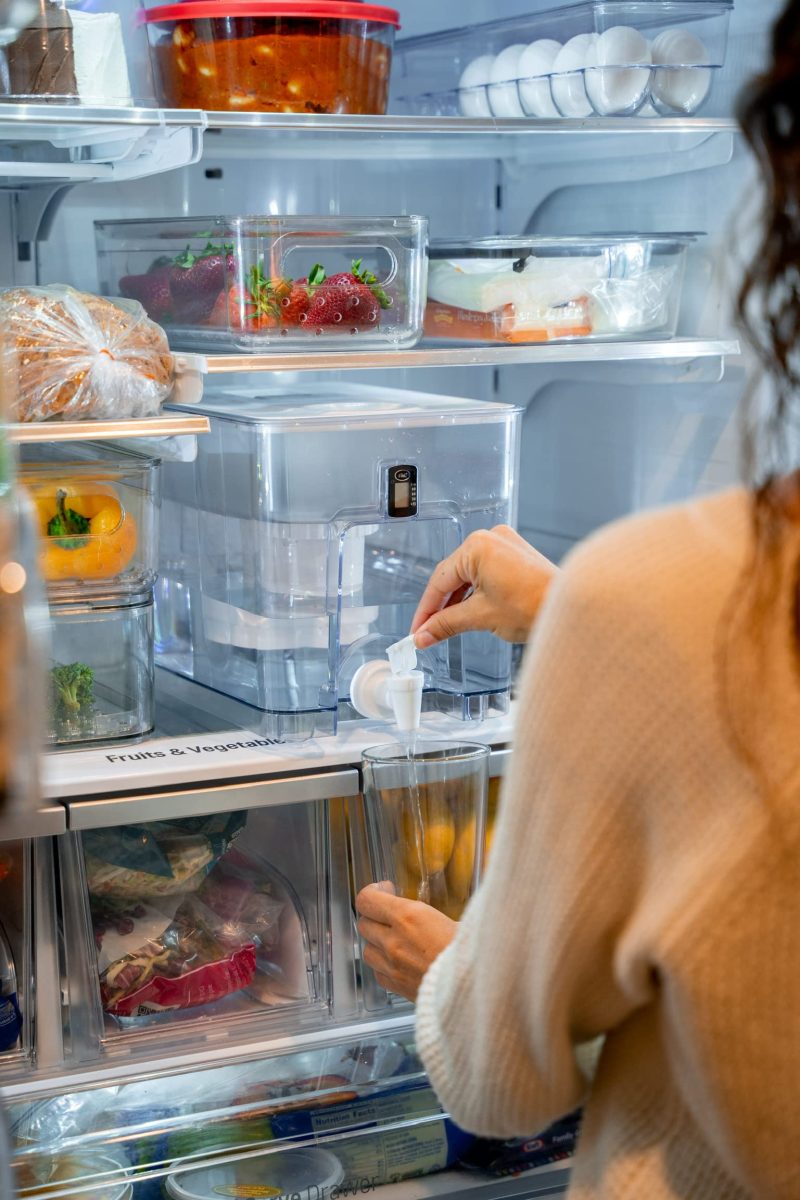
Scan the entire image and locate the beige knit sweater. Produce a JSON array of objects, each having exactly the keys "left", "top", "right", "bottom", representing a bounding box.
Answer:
[{"left": 416, "top": 488, "right": 800, "bottom": 1199}]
